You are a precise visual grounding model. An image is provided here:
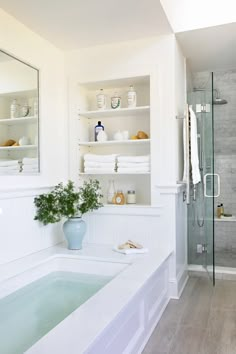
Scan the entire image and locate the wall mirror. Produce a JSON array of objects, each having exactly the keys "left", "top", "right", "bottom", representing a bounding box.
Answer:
[{"left": 0, "top": 49, "right": 39, "bottom": 175}]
